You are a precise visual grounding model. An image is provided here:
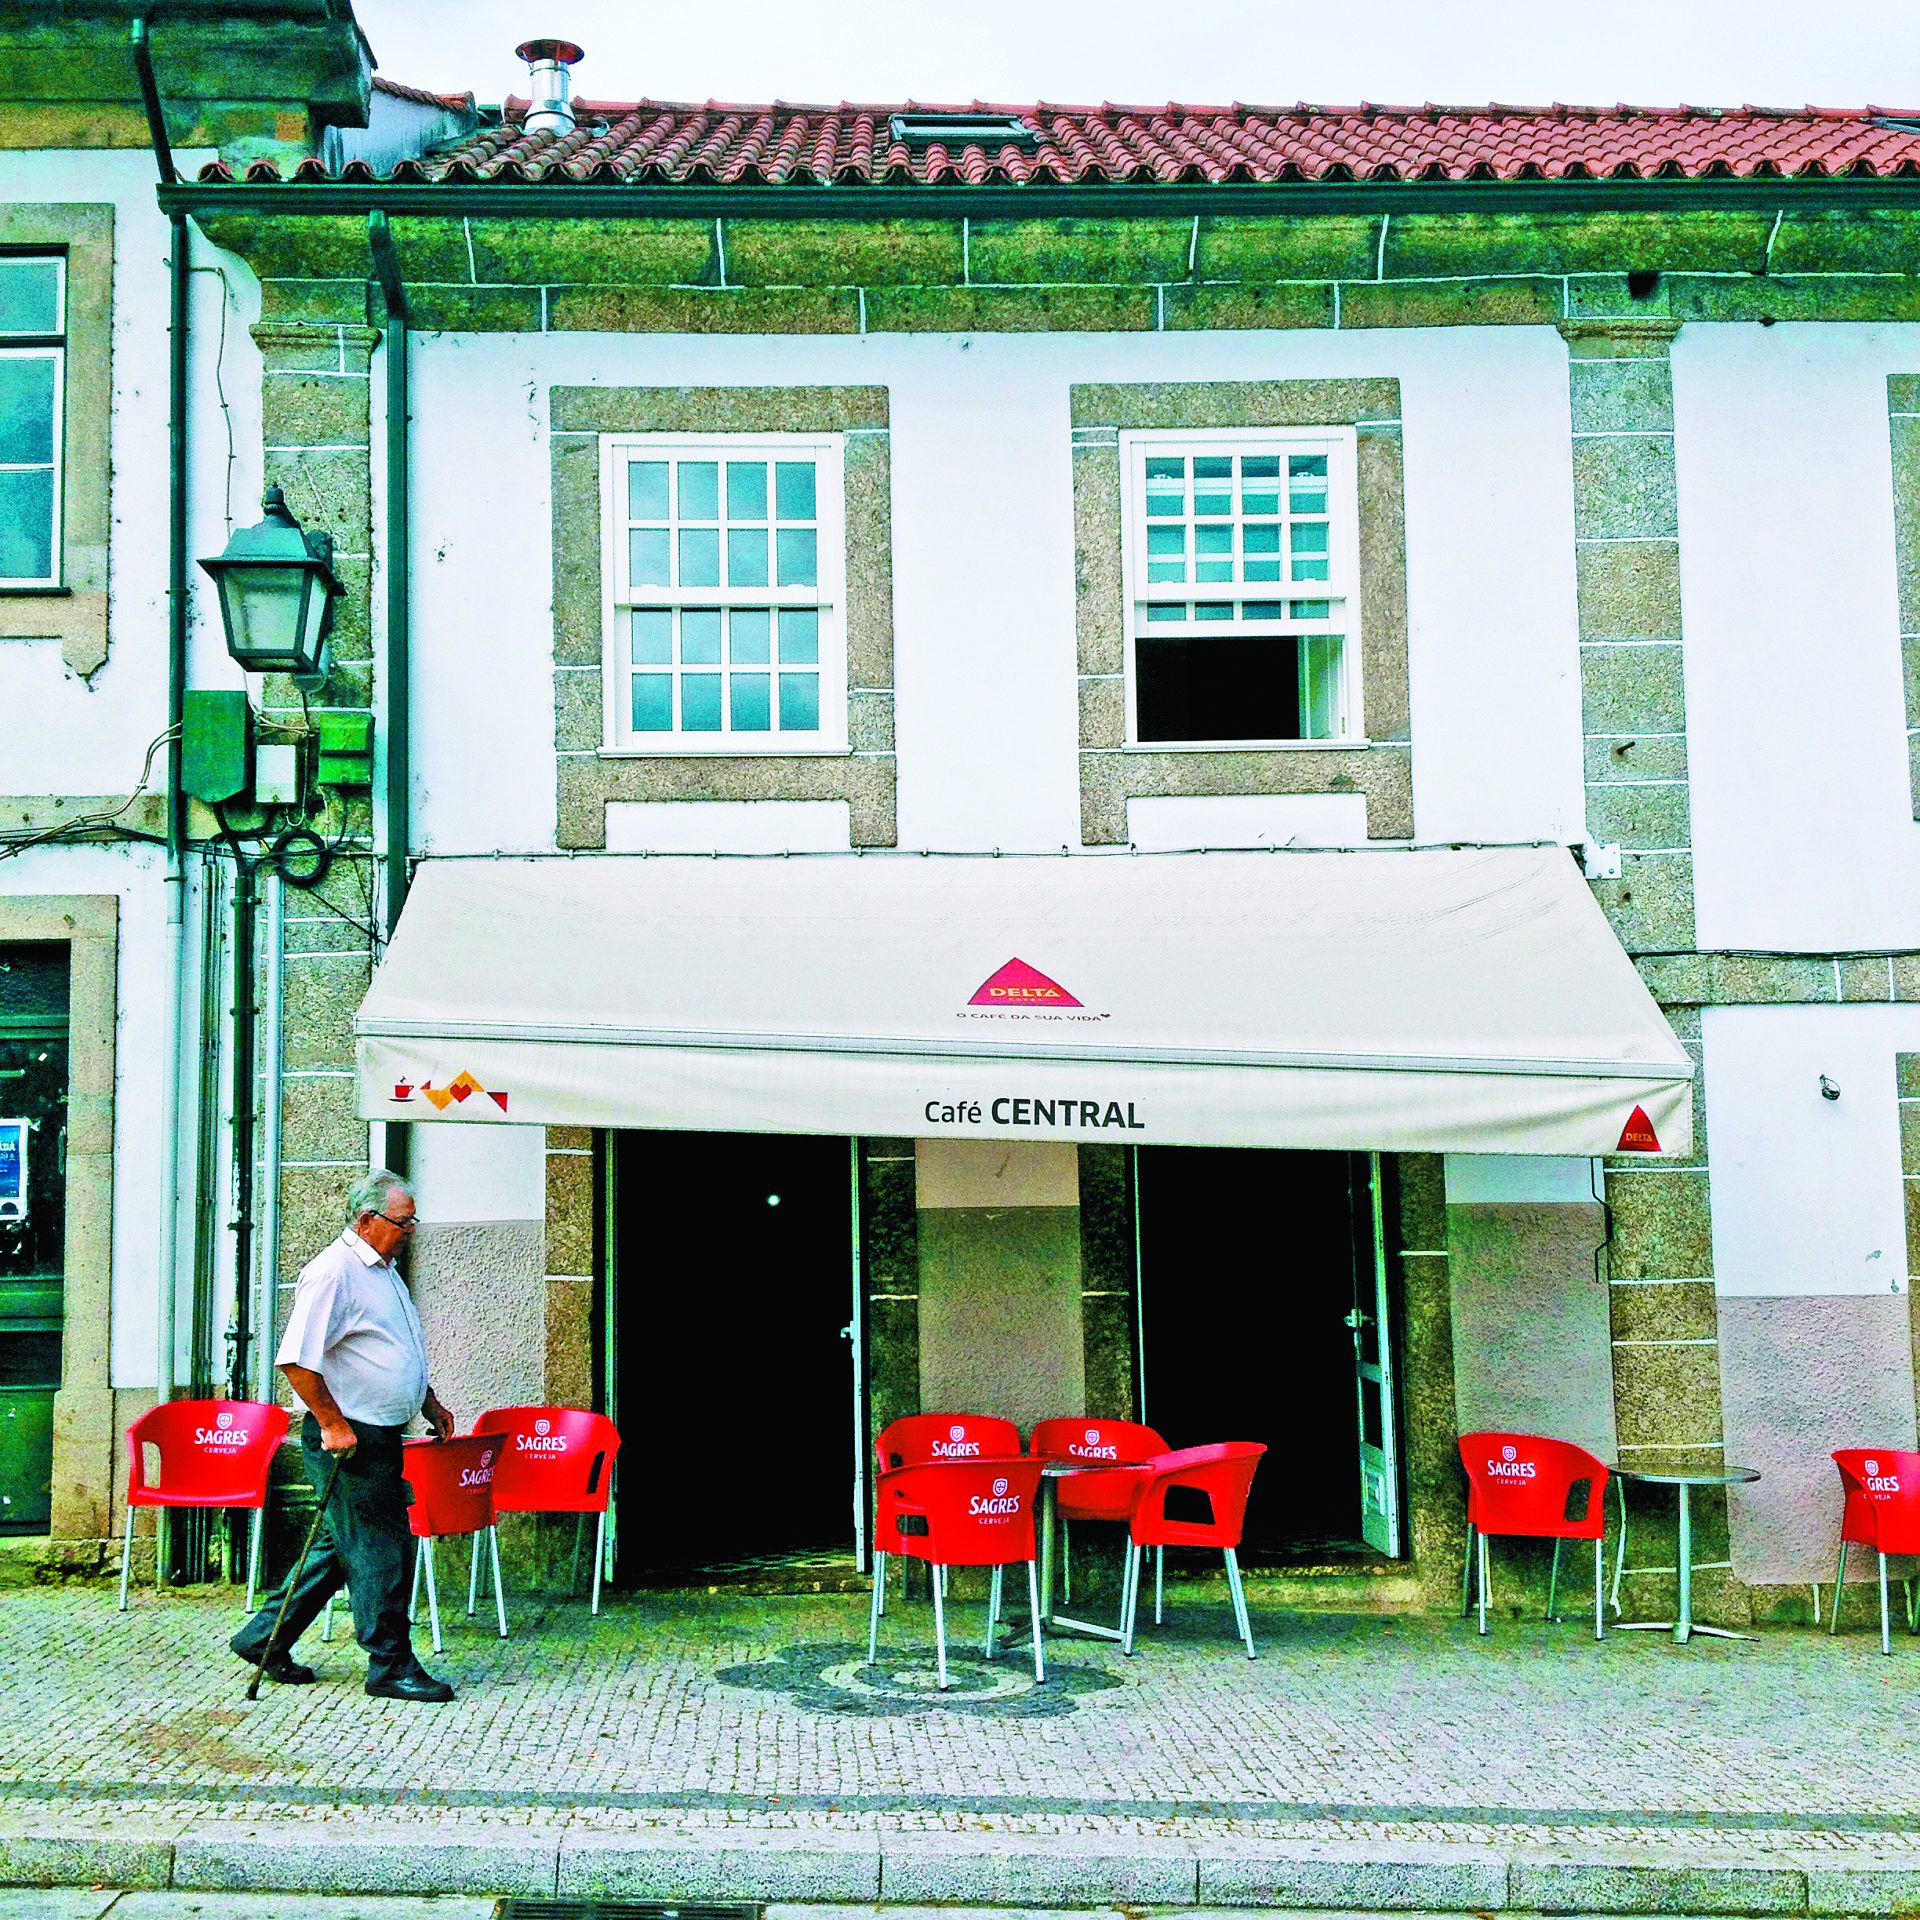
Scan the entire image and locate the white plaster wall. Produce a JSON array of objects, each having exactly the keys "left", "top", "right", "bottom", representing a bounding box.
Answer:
[
  {"left": 408, "top": 1121, "right": 545, "bottom": 1224},
  {"left": 1127, "top": 793, "right": 1371, "bottom": 848},
  {"left": 0, "top": 148, "right": 252, "bottom": 790},
  {"left": 1675, "top": 323, "right": 1920, "bottom": 950},
  {"left": 604, "top": 799, "right": 851, "bottom": 852},
  {"left": 1704, "top": 1003, "right": 1920, "bottom": 1297},
  {"left": 1445, "top": 1153, "right": 1604, "bottom": 1204},
  {"left": 404, "top": 325, "right": 1585, "bottom": 858}
]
